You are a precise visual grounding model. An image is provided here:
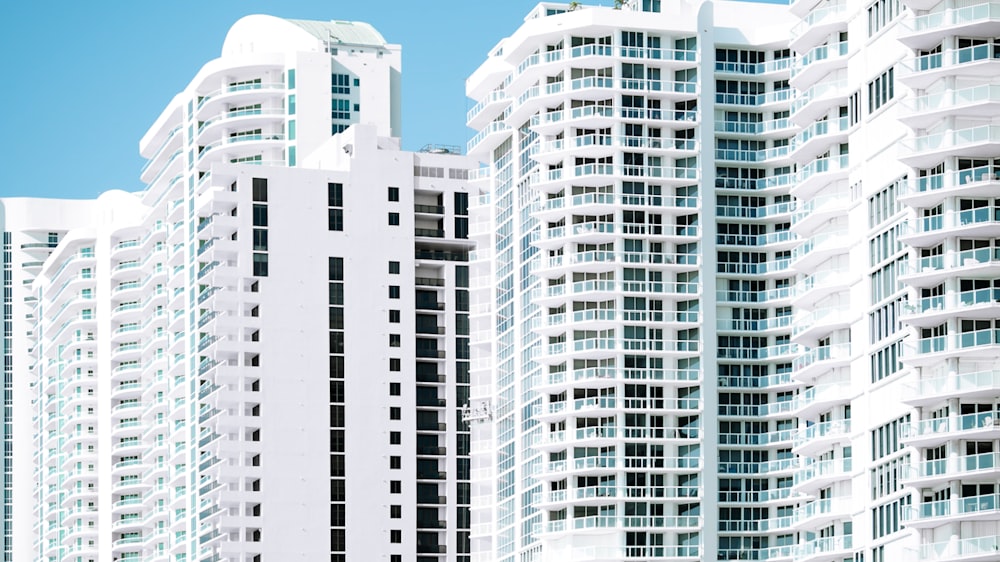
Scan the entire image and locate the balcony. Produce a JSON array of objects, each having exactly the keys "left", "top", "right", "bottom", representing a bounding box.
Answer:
[
  {"left": 793, "top": 458, "right": 852, "bottom": 494},
  {"left": 902, "top": 369, "right": 1000, "bottom": 406},
  {"left": 793, "top": 418, "right": 852, "bottom": 456},
  {"left": 904, "top": 329, "right": 1000, "bottom": 367},
  {"left": 899, "top": 45, "right": 1000, "bottom": 91},
  {"left": 901, "top": 84, "right": 1000, "bottom": 130},
  {"left": 899, "top": 247, "right": 1000, "bottom": 289},
  {"left": 900, "top": 287, "right": 1000, "bottom": 328},
  {"left": 919, "top": 535, "right": 1000, "bottom": 561},
  {"left": 900, "top": 125, "right": 1000, "bottom": 168},
  {"left": 903, "top": 452, "right": 1000, "bottom": 488},
  {"left": 792, "top": 343, "right": 851, "bottom": 382},
  {"left": 791, "top": 154, "right": 850, "bottom": 200},
  {"left": 901, "top": 411, "right": 1000, "bottom": 447},
  {"left": 792, "top": 305, "right": 854, "bottom": 344},
  {"left": 904, "top": 494, "right": 1000, "bottom": 528},
  {"left": 791, "top": 117, "right": 850, "bottom": 165},
  {"left": 791, "top": 80, "right": 847, "bottom": 127},
  {"left": 790, "top": 3, "right": 849, "bottom": 52},
  {"left": 900, "top": 165, "right": 1000, "bottom": 207},
  {"left": 790, "top": 42, "right": 849, "bottom": 90}
]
